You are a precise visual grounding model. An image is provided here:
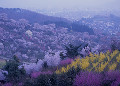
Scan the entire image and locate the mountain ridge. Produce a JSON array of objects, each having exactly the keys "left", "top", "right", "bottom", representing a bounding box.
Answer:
[{"left": 0, "top": 7, "right": 94, "bottom": 35}]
